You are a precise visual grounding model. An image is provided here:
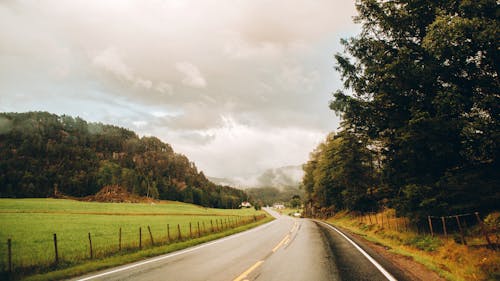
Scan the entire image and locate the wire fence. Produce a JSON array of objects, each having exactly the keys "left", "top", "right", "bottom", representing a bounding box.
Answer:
[
  {"left": 1, "top": 214, "right": 267, "bottom": 276},
  {"left": 352, "top": 211, "right": 498, "bottom": 249}
]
